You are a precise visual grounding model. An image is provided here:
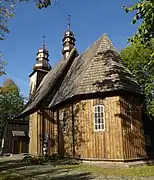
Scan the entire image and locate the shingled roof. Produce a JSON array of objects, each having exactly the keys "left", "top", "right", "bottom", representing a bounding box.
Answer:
[
  {"left": 49, "top": 34, "right": 141, "bottom": 107},
  {"left": 19, "top": 34, "right": 141, "bottom": 116},
  {"left": 19, "top": 48, "right": 78, "bottom": 116}
]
